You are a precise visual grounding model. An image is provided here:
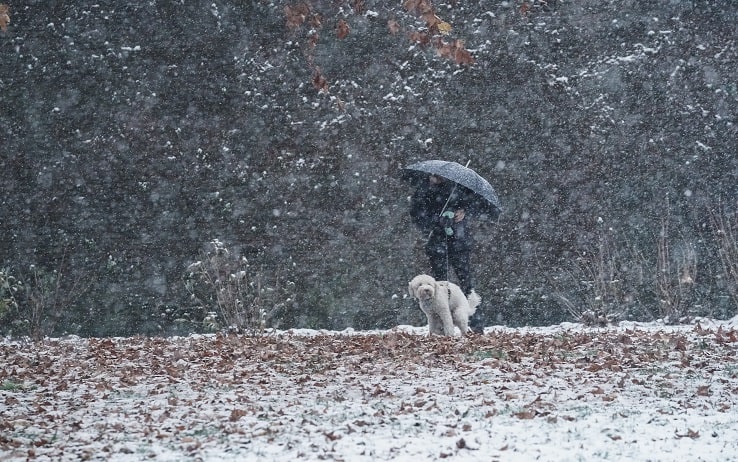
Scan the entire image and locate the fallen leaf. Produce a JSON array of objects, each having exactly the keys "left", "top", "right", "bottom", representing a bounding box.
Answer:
[
  {"left": 437, "top": 21, "right": 452, "bottom": 35},
  {"left": 675, "top": 428, "right": 700, "bottom": 439},
  {"left": 388, "top": 19, "right": 400, "bottom": 35},
  {"left": 351, "top": 0, "right": 365, "bottom": 14},
  {"left": 312, "top": 68, "right": 329, "bottom": 93},
  {"left": 0, "top": 4, "right": 8, "bottom": 32},
  {"left": 336, "top": 19, "right": 350, "bottom": 39},
  {"left": 409, "top": 31, "right": 431, "bottom": 46},
  {"left": 403, "top": 0, "right": 434, "bottom": 15},
  {"left": 284, "top": 3, "right": 311, "bottom": 30},
  {"left": 514, "top": 410, "right": 536, "bottom": 419},
  {"left": 696, "top": 385, "right": 711, "bottom": 396}
]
